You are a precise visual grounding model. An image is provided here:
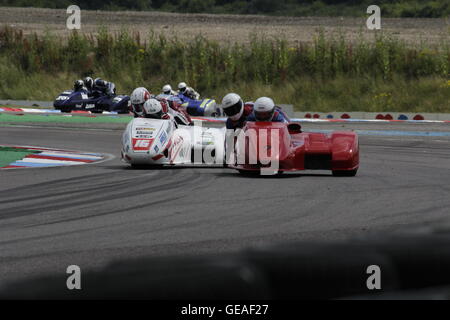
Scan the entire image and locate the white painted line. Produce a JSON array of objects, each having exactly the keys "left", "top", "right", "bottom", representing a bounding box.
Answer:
[
  {"left": 39, "top": 152, "right": 103, "bottom": 160},
  {"left": 18, "top": 158, "right": 84, "bottom": 165}
]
